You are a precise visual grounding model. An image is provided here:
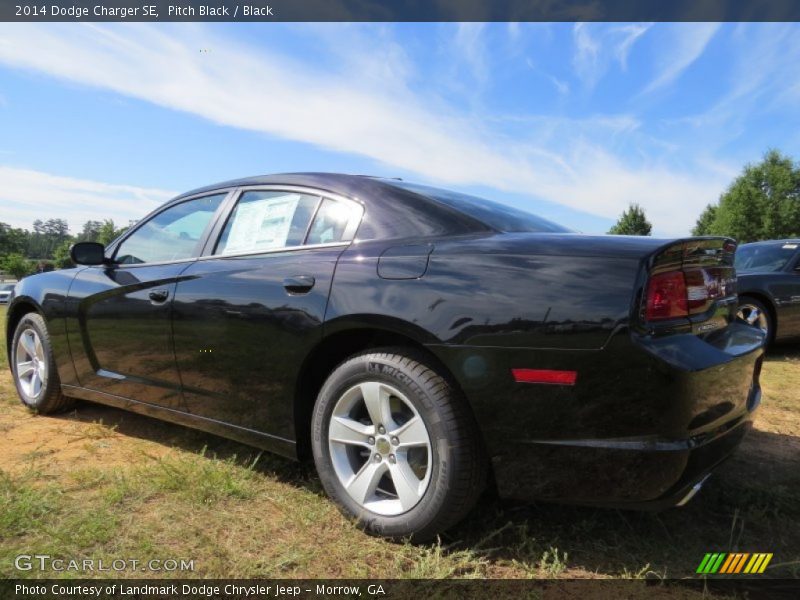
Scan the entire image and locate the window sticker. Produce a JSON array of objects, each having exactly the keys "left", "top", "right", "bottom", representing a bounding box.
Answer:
[{"left": 223, "top": 194, "right": 301, "bottom": 254}]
